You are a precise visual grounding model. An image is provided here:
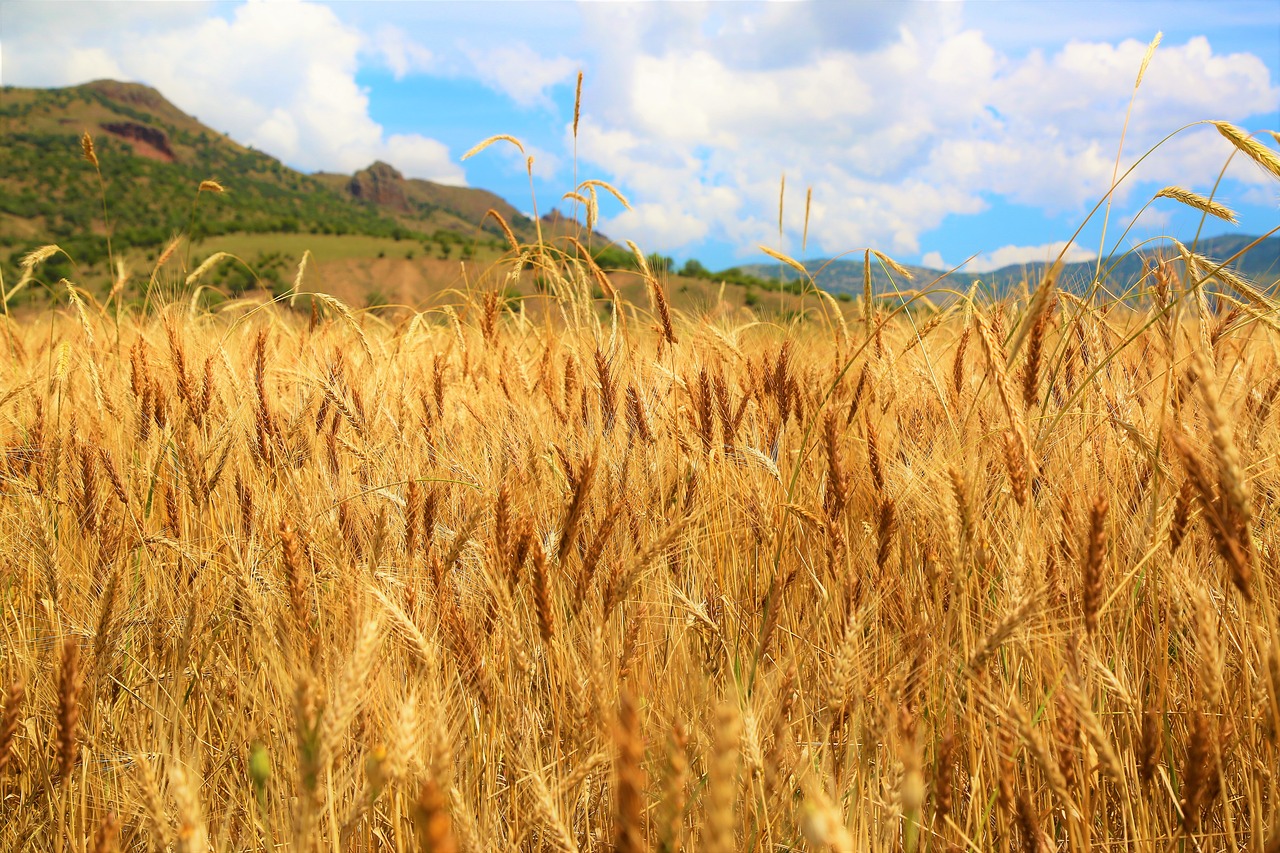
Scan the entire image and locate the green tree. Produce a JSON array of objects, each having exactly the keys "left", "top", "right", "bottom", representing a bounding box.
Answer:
[
  {"left": 647, "top": 252, "right": 673, "bottom": 273},
  {"left": 680, "top": 258, "right": 709, "bottom": 278}
]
